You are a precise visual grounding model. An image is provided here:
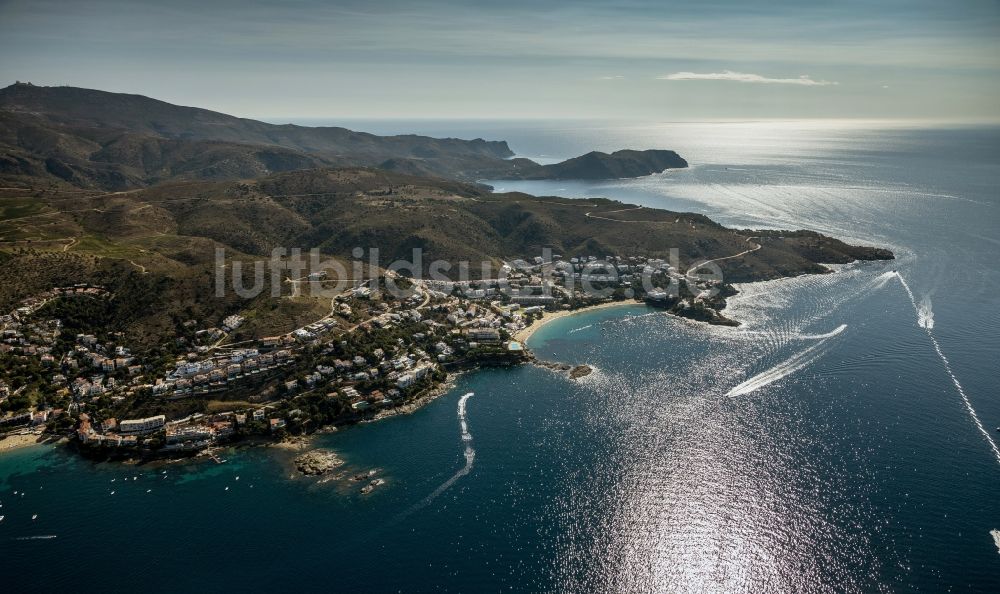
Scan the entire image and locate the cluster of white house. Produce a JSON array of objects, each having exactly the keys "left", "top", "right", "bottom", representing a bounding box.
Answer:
[
  {"left": 154, "top": 348, "right": 295, "bottom": 396},
  {"left": 221, "top": 315, "right": 245, "bottom": 331},
  {"left": 0, "top": 287, "right": 115, "bottom": 378},
  {"left": 0, "top": 317, "right": 59, "bottom": 359},
  {"left": 292, "top": 317, "right": 339, "bottom": 340},
  {"left": 0, "top": 308, "right": 146, "bottom": 408},
  {"left": 285, "top": 349, "right": 437, "bottom": 396},
  {"left": 420, "top": 254, "right": 683, "bottom": 302}
]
